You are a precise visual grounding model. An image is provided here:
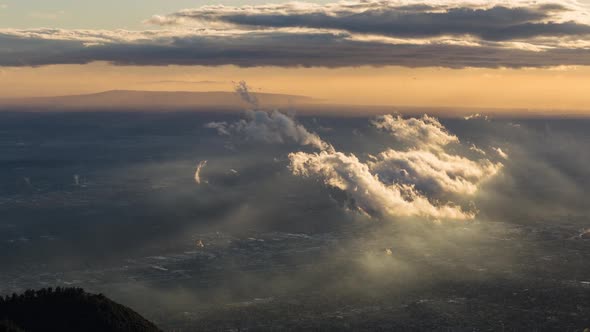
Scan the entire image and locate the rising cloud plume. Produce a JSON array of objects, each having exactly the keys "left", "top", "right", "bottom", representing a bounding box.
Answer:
[
  {"left": 0, "top": 0, "right": 589, "bottom": 68},
  {"left": 206, "top": 82, "right": 333, "bottom": 151},
  {"left": 206, "top": 110, "right": 333, "bottom": 151},
  {"left": 233, "top": 80, "right": 259, "bottom": 108}
]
